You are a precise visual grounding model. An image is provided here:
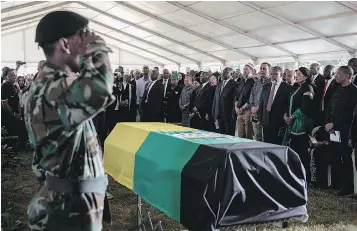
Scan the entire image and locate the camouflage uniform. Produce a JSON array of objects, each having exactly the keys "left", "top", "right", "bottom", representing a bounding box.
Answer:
[{"left": 24, "top": 39, "right": 114, "bottom": 231}]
